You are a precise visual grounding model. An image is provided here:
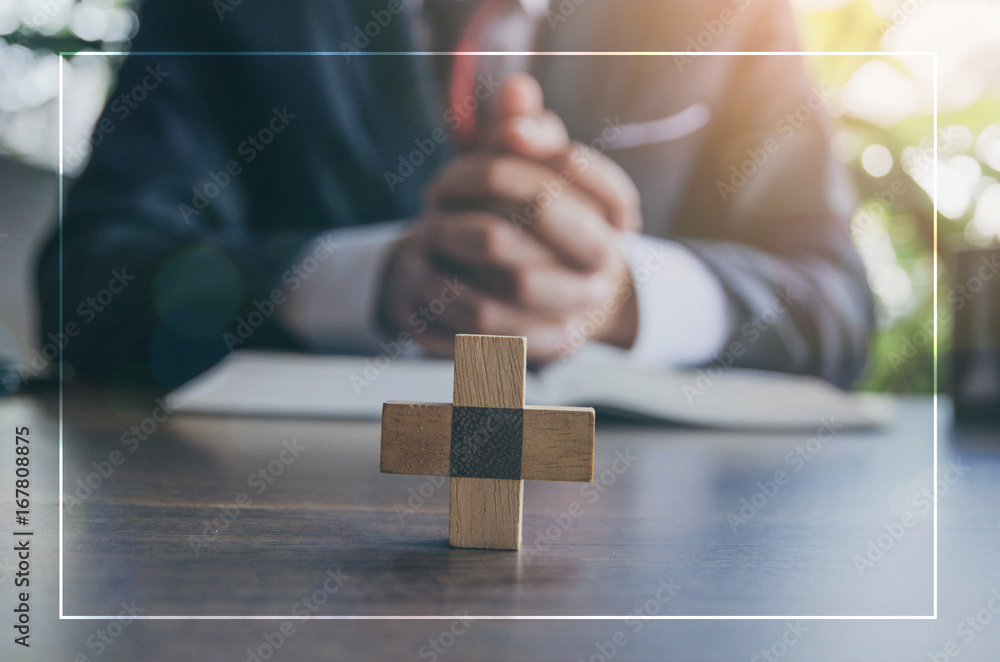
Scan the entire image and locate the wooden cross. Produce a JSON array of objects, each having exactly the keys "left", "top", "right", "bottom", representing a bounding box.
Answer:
[{"left": 380, "top": 334, "right": 595, "bottom": 550}]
